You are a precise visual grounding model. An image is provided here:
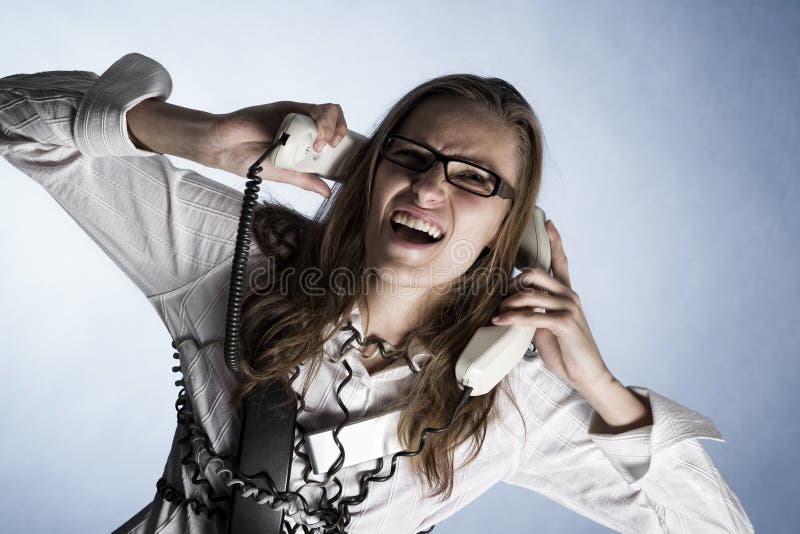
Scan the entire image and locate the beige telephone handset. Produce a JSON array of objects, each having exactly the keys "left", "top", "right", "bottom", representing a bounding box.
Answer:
[{"left": 270, "top": 114, "right": 551, "bottom": 397}]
